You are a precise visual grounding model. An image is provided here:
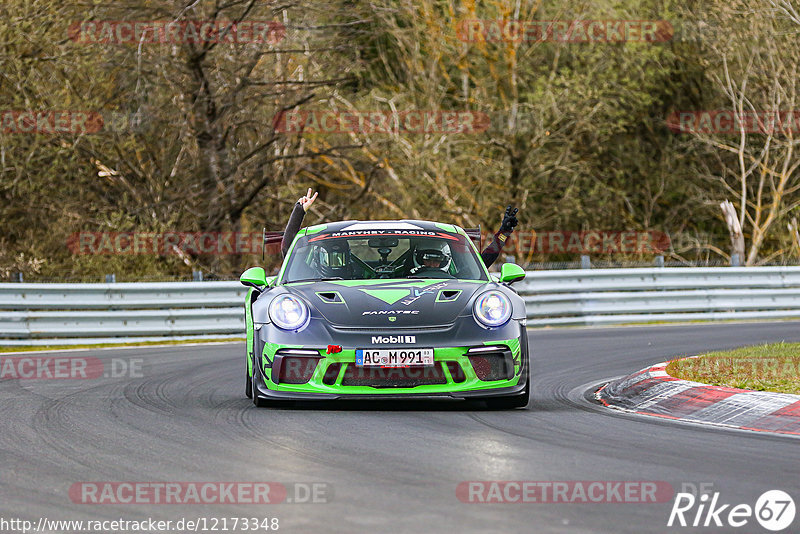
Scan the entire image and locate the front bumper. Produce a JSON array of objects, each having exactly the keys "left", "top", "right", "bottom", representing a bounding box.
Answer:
[
  {"left": 252, "top": 378, "right": 528, "bottom": 400},
  {"left": 251, "top": 320, "right": 529, "bottom": 400}
]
